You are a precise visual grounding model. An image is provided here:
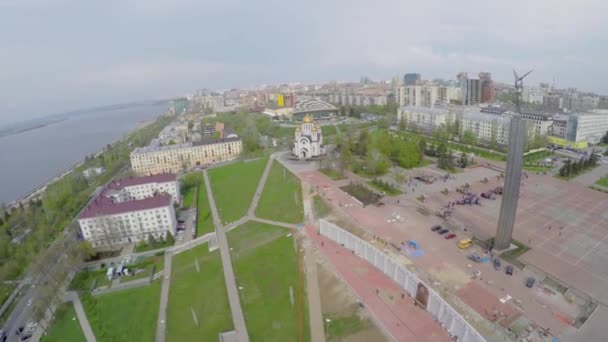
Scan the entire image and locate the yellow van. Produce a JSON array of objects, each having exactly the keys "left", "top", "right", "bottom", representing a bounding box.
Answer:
[{"left": 458, "top": 238, "right": 473, "bottom": 249}]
